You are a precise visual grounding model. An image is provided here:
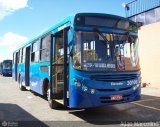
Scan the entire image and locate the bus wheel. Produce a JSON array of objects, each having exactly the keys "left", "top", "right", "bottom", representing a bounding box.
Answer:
[
  {"left": 19, "top": 76, "right": 26, "bottom": 91},
  {"left": 47, "top": 86, "right": 59, "bottom": 109}
]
